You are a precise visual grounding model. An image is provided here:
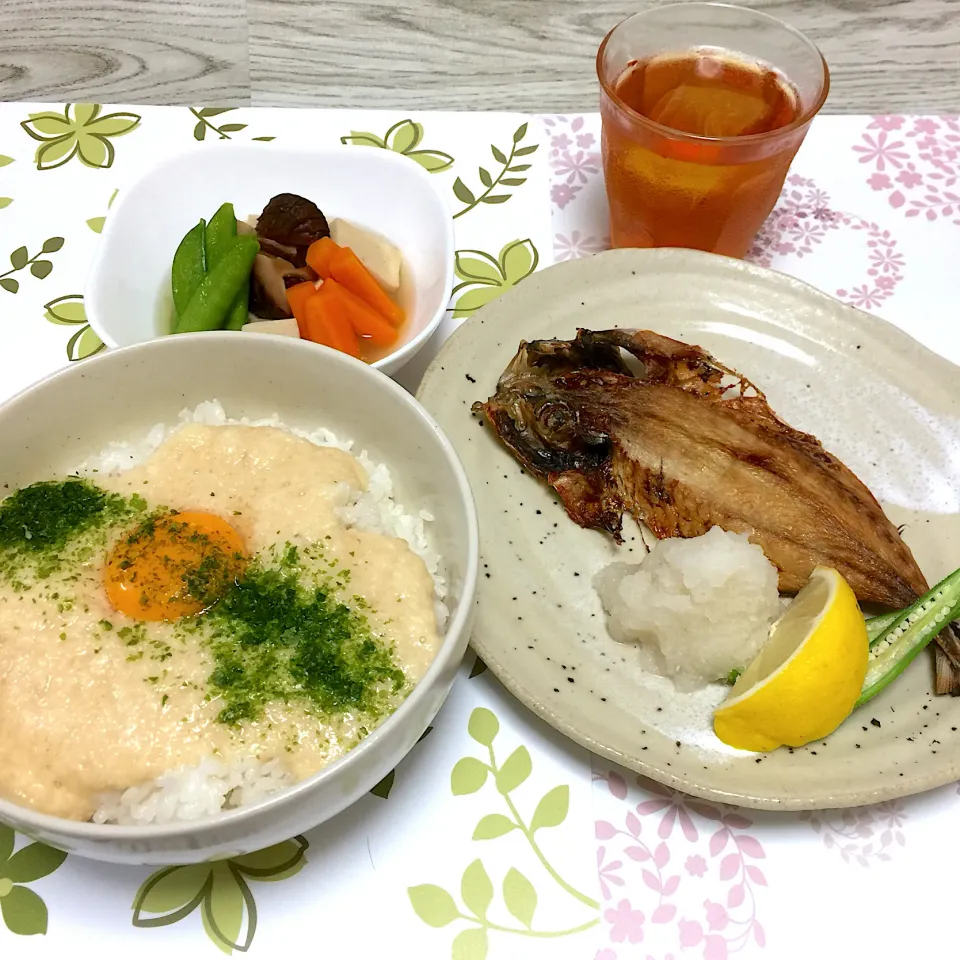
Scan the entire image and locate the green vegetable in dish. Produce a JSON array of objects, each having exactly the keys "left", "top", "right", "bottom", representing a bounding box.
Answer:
[
  {"left": 205, "top": 203, "right": 236, "bottom": 264},
  {"left": 171, "top": 219, "right": 206, "bottom": 319},
  {"left": 223, "top": 296, "right": 250, "bottom": 331},
  {"left": 866, "top": 610, "right": 900, "bottom": 644},
  {"left": 723, "top": 609, "right": 948, "bottom": 689},
  {"left": 205, "top": 202, "right": 250, "bottom": 330},
  {"left": 175, "top": 236, "right": 259, "bottom": 334},
  {"left": 858, "top": 566, "right": 960, "bottom": 706}
]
